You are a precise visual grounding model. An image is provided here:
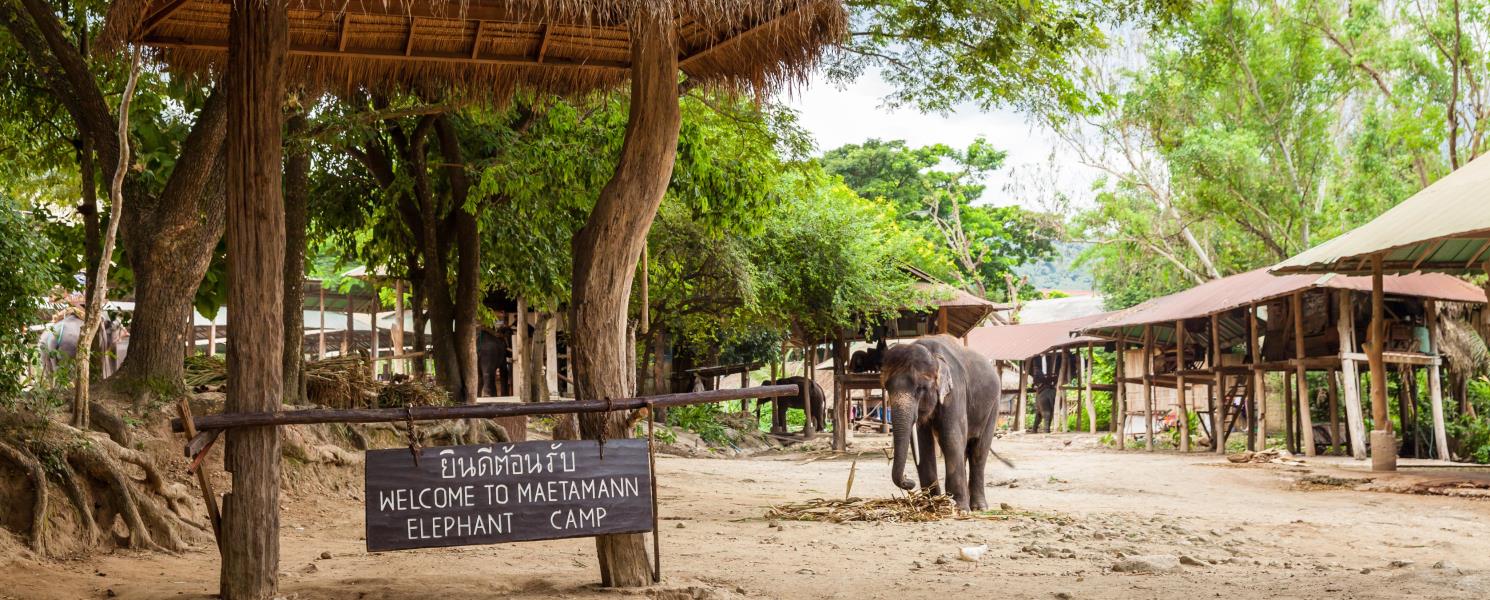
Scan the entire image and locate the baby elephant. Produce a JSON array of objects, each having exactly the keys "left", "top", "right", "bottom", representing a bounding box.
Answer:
[{"left": 761, "top": 376, "right": 827, "bottom": 432}]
